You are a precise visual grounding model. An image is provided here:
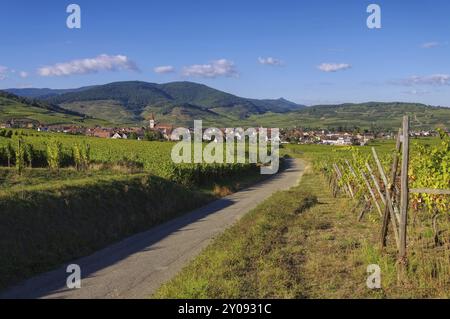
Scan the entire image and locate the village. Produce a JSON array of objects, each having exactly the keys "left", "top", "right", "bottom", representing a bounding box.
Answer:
[{"left": 0, "top": 117, "right": 442, "bottom": 146}]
